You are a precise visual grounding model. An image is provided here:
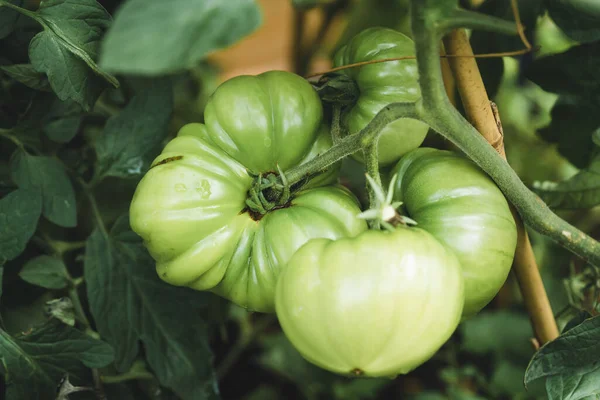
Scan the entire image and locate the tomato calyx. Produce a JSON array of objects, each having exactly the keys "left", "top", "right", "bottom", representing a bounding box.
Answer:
[
  {"left": 245, "top": 167, "right": 293, "bottom": 218},
  {"left": 358, "top": 174, "right": 417, "bottom": 231},
  {"left": 313, "top": 73, "right": 360, "bottom": 107}
]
